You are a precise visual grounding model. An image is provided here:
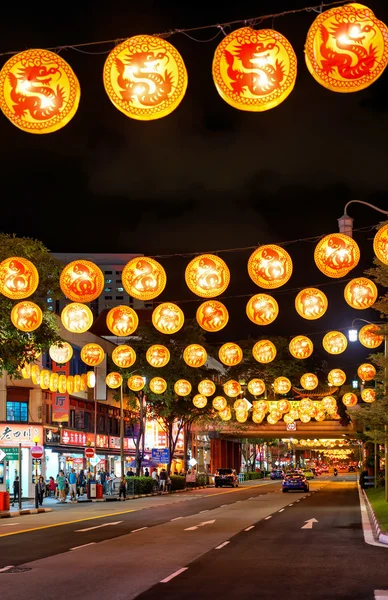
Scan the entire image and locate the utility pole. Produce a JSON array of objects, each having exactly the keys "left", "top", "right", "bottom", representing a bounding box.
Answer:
[{"left": 120, "top": 384, "right": 124, "bottom": 478}]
